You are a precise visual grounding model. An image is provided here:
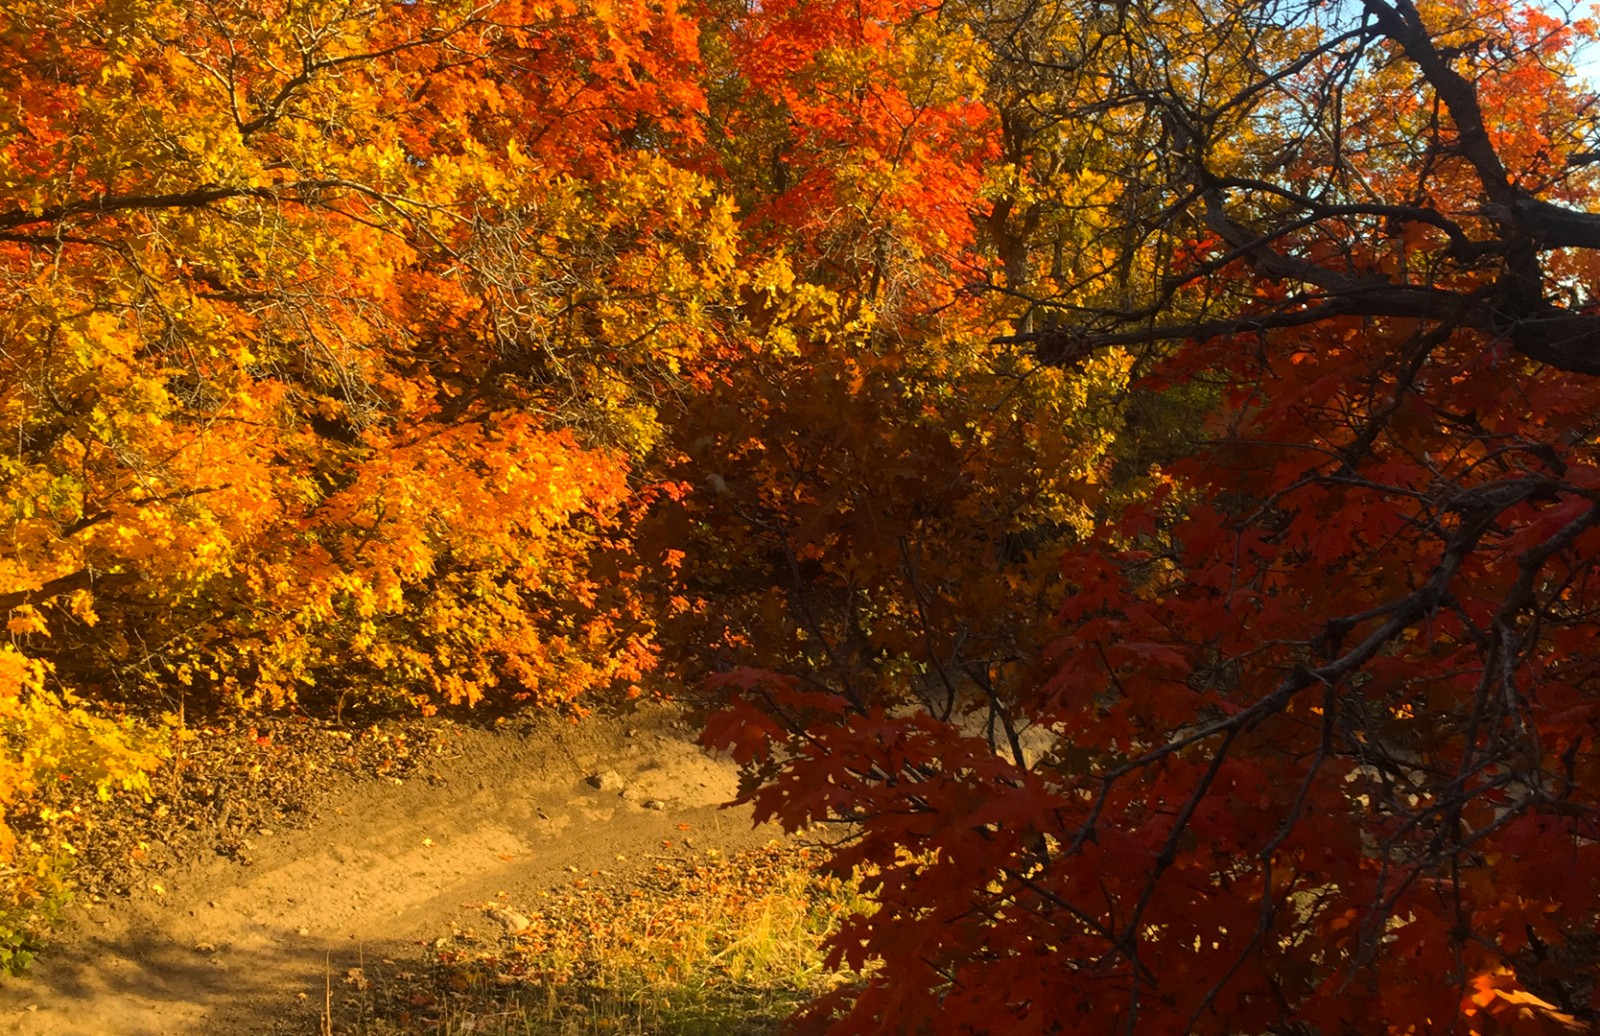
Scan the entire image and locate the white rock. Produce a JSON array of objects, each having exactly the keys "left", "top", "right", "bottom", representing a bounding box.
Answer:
[
  {"left": 484, "top": 905, "right": 531, "bottom": 934},
  {"left": 585, "top": 770, "right": 625, "bottom": 793}
]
